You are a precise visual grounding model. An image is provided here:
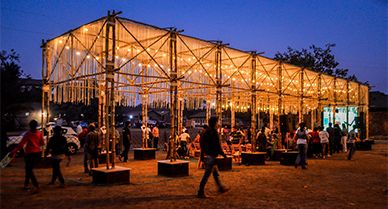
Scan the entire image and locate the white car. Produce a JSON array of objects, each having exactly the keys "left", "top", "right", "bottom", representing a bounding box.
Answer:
[{"left": 7, "top": 126, "right": 81, "bottom": 156}]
